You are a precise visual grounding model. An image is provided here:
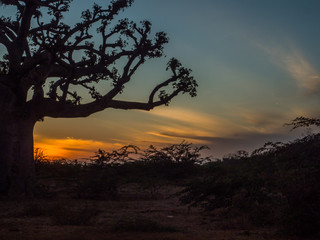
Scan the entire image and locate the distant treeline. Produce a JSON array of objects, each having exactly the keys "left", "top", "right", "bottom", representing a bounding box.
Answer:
[{"left": 34, "top": 133, "right": 320, "bottom": 238}]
